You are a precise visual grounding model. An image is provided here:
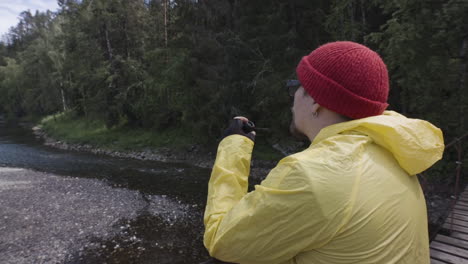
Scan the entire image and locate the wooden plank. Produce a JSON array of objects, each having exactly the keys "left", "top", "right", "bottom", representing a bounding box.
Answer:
[
  {"left": 431, "top": 241, "right": 468, "bottom": 258},
  {"left": 458, "top": 201, "right": 468, "bottom": 207},
  {"left": 430, "top": 248, "right": 468, "bottom": 264},
  {"left": 443, "top": 223, "right": 468, "bottom": 234},
  {"left": 435, "top": 235, "right": 468, "bottom": 250},
  {"left": 452, "top": 213, "right": 468, "bottom": 222},
  {"left": 454, "top": 210, "right": 468, "bottom": 217},
  {"left": 455, "top": 205, "right": 468, "bottom": 211},
  {"left": 446, "top": 218, "right": 468, "bottom": 228},
  {"left": 451, "top": 231, "right": 468, "bottom": 242},
  {"left": 431, "top": 258, "right": 448, "bottom": 264}
]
